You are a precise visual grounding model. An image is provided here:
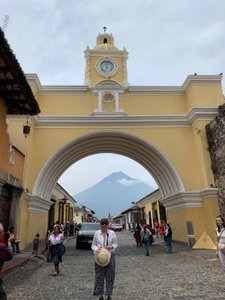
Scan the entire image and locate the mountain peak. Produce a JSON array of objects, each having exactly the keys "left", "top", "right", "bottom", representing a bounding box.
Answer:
[
  {"left": 74, "top": 171, "right": 155, "bottom": 218},
  {"left": 100, "top": 171, "right": 134, "bottom": 184}
]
